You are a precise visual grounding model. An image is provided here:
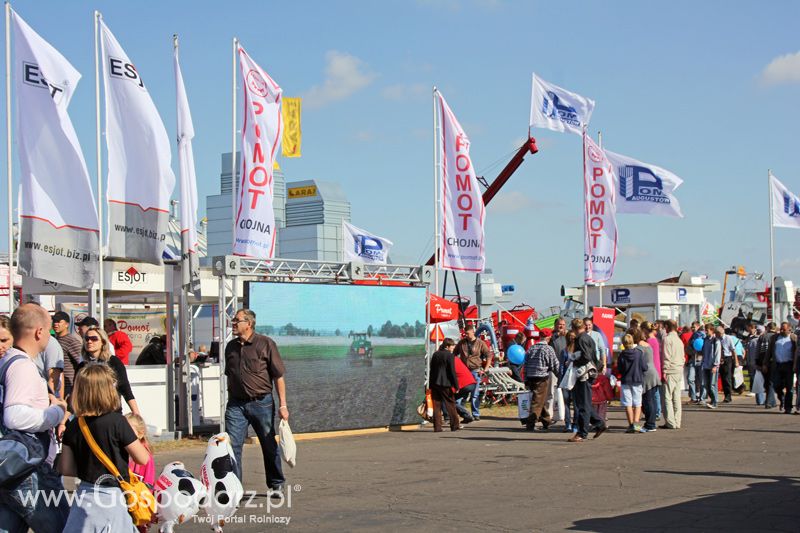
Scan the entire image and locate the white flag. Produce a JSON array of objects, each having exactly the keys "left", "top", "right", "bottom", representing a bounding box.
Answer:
[
  {"left": 174, "top": 42, "right": 200, "bottom": 297},
  {"left": 437, "top": 92, "right": 485, "bottom": 273},
  {"left": 342, "top": 221, "right": 393, "bottom": 264},
  {"left": 605, "top": 150, "right": 684, "bottom": 218},
  {"left": 770, "top": 172, "right": 800, "bottom": 229},
  {"left": 12, "top": 9, "right": 99, "bottom": 288},
  {"left": 234, "top": 44, "right": 282, "bottom": 258},
  {"left": 530, "top": 73, "right": 595, "bottom": 136},
  {"left": 584, "top": 133, "right": 617, "bottom": 283},
  {"left": 101, "top": 19, "right": 175, "bottom": 264}
]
